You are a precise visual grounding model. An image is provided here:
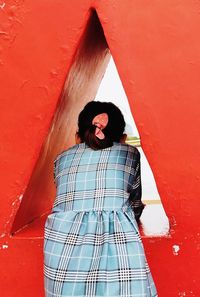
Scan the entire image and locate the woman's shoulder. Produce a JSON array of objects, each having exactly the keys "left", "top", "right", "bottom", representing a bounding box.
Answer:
[
  {"left": 113, "top": 142, "right": 140, "bottom": 155},
  {"left": 54, "top": 143, "right": 87, "bottom": 163}
]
